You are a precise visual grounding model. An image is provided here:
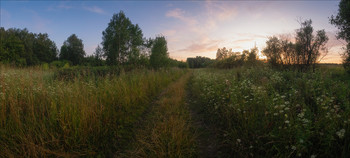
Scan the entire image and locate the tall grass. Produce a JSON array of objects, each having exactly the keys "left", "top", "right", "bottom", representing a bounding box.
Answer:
[
  {"left": 190, "top": 67, "right": 350, "bottom": 157},
  {"left": 0, "top": 66, "right": 186, "bottom": 157}
]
